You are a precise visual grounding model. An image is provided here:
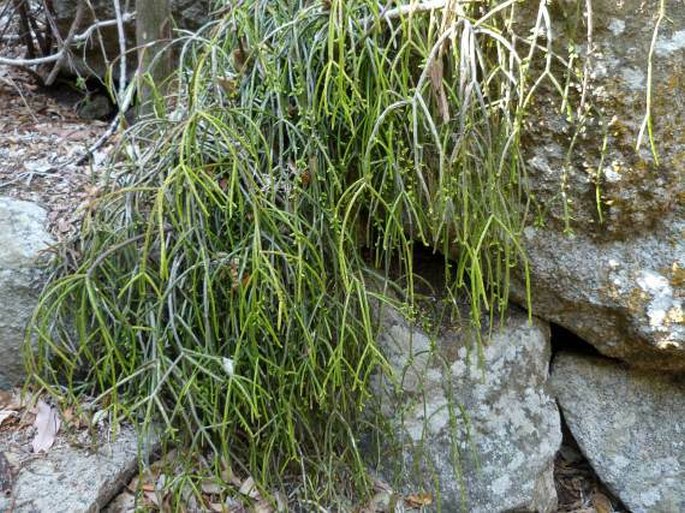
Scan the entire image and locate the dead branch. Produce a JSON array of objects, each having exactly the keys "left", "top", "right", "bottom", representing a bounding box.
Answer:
[
  {"left": 12, "top": 0, "right": 35, "bottom": 58},
  {"left": 44, "top": 0, "right": 86, "bottom": 85},
  {"left": 112, "top": 0, "right": 128, "bottom": 105},
  {"left": 0, "top": 52, "right": 62, "bottom": 66},
  {"left": 74, "top": 0, "right": 133, "bottom": 165},
  {"left": 0, "top": 8, "right": 135, "bottom": 72}
]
